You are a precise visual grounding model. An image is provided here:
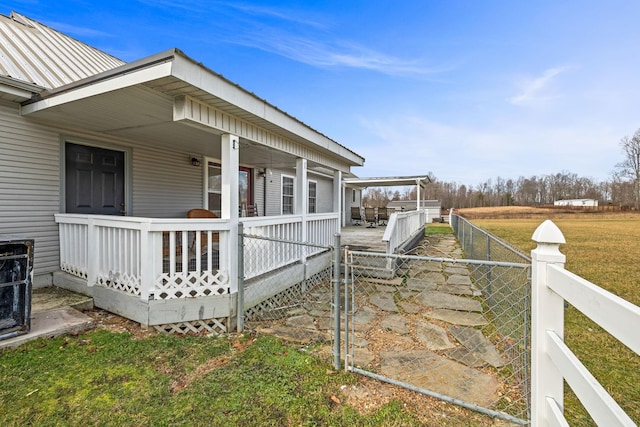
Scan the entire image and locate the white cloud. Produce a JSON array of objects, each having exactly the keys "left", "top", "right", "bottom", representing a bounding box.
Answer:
[{"left": 509, "top": 66, "right": 571, "bottom": 106}]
